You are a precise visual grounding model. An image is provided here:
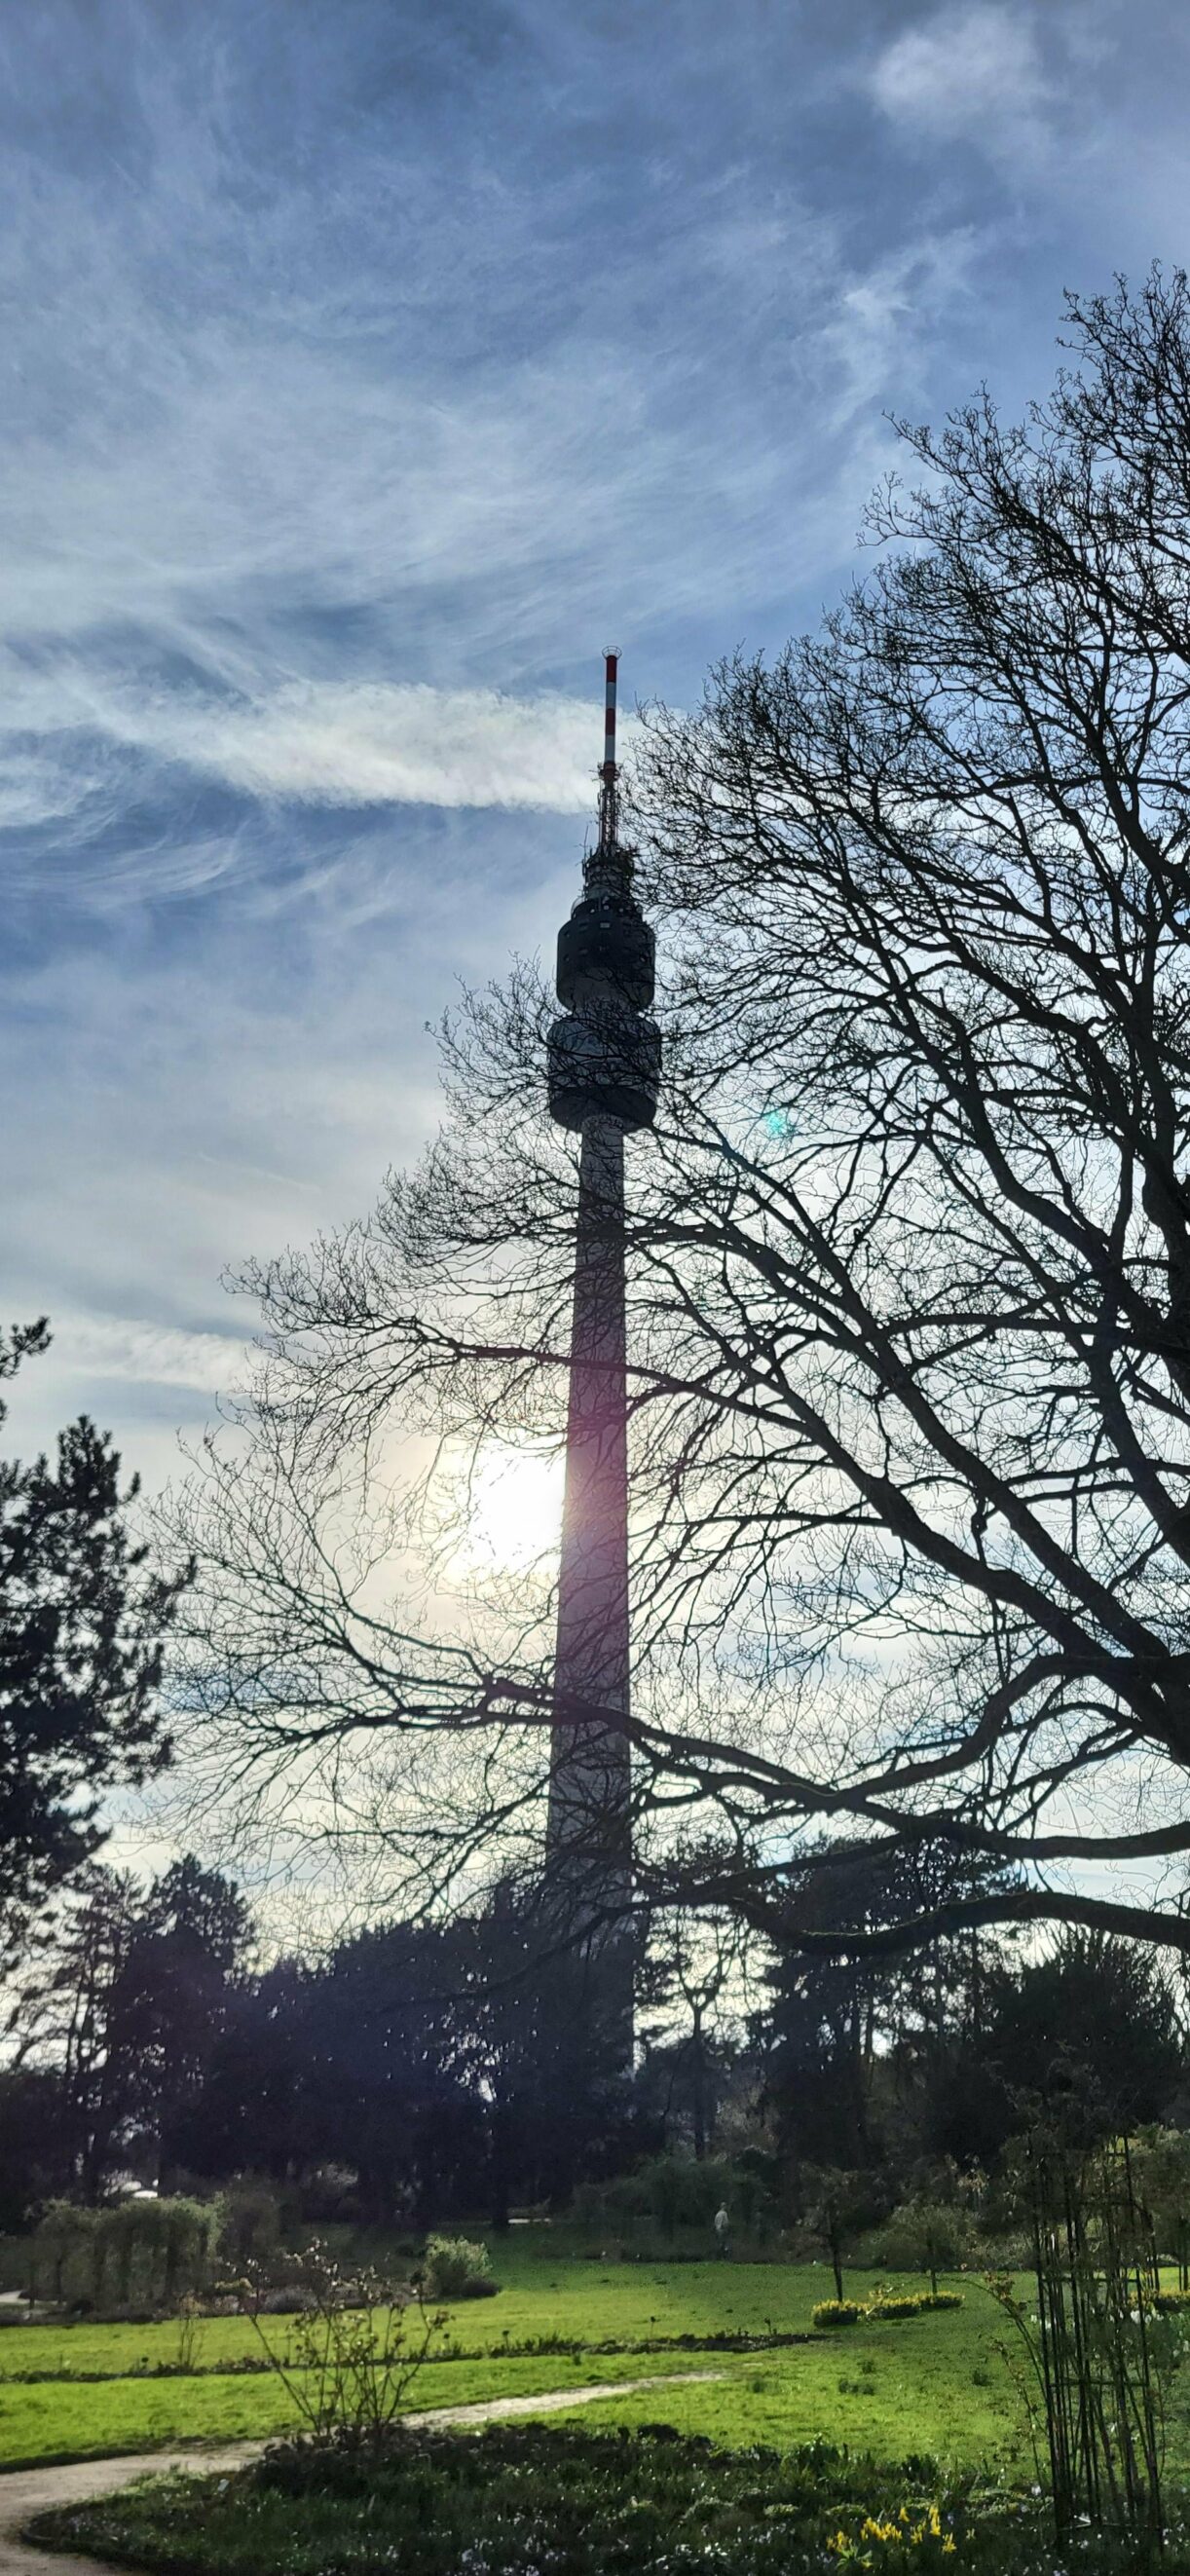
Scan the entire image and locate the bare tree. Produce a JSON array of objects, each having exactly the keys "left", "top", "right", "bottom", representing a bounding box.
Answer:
[{"left": 177, "top": 270, "right": 1190, "bottom": 1963}]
